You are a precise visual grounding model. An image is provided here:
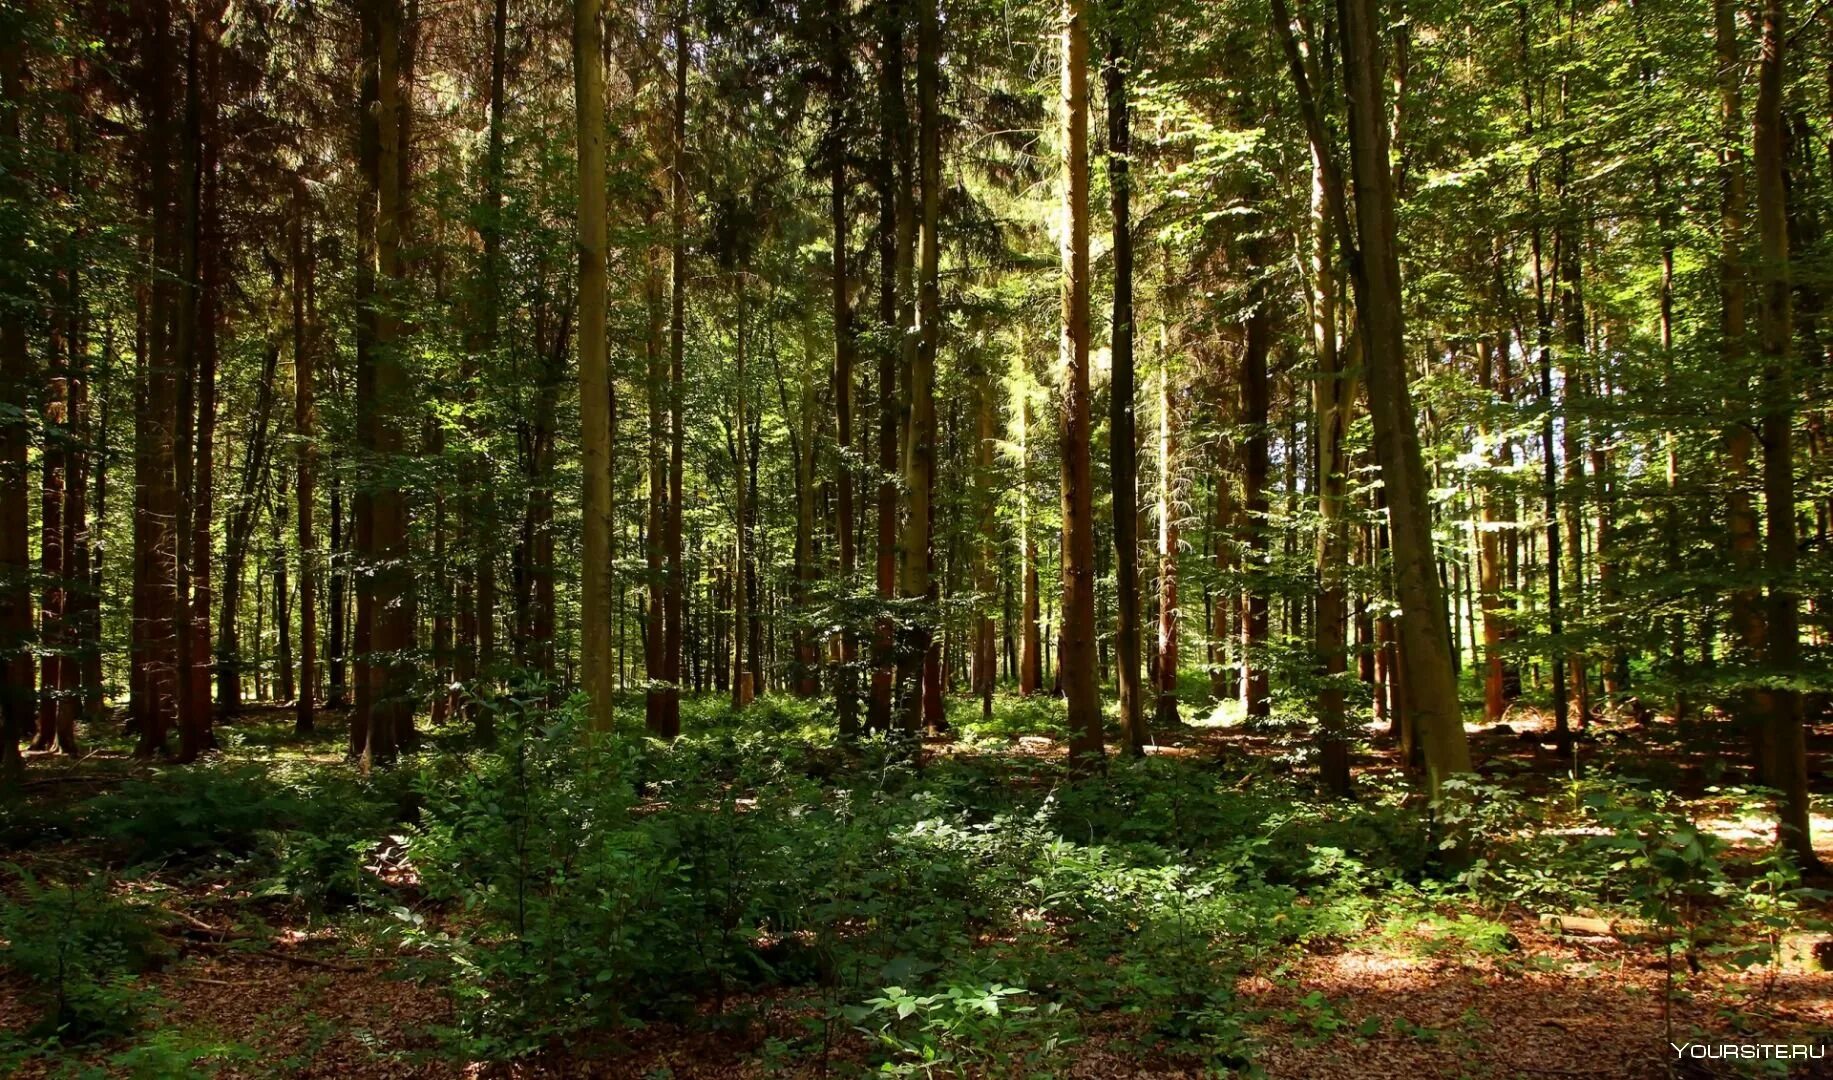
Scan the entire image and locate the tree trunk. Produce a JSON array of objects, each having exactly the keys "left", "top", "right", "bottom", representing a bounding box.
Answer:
[
  {"left": 574, "top": 0, "right": 615, "bottom": 732},
  {"left": 217, "top": 269, "right": 281, "bottom": 718},
  {"left": 1312, "top": 146, "right": 1356, "bottom": 794},
  {"left": 1106, "top": 29, "right": 1145, "bottom": 754},
  {"left": 1059, "top": 0, "right": 1101, "bottom": 762},
  {"left": 133, "top": 3, "right": 182, "bottom": 757},
  {"left": 732, "top": 286, "right": 750, "bottom": 711},
  {"left": 870, "top": 0, "right": 907, "bottom": 734},
  {"left": 829, "top": 7, "right": 858, "bottom": 735},
  {"left": 357, "top": 0, "right": 413, "bottom": 765},
  {"left": 1476, "top": 338, "right": 1508, "bottom": 726},
  {"left": 1338, "top": 0, "right": 1471, "bottom": 798},
  {"left": 1019, "top": 366, "right": 1042, "bottom": 696},
  {"left": 293, "top": 177, "right": 317, "bottom": 734},
  {"left": 181, "top": 64, "right": 219, "bottom": 760},
  {"left": 0, "top": 9, "right": 30, "bottom": 782},
  {"left": 1240, "top": 243, "right": 1271, "bottom": 722},
  {"left": 894, "top": 0, "right": 940, "bottom": 736},
  {"left": 661, "top": 16, "right": 687, "bottom": 738},
  {"left": 1155, "top": 327, "right": 1181, "bottom": 728},
  {"left": 1752, "top": 0, "right": 1817, "bottom": 867}
]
